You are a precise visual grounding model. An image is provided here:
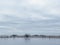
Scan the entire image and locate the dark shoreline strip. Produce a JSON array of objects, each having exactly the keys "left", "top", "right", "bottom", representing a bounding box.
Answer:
[{"left": 0, "top": 36, "right": 60, "bottom": 38}]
